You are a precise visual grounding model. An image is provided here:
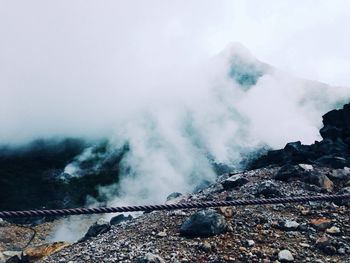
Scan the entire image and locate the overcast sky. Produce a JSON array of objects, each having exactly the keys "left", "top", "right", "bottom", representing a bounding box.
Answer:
[{"left": 1, "top": 0, "right": 350, "bottom": 143}]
